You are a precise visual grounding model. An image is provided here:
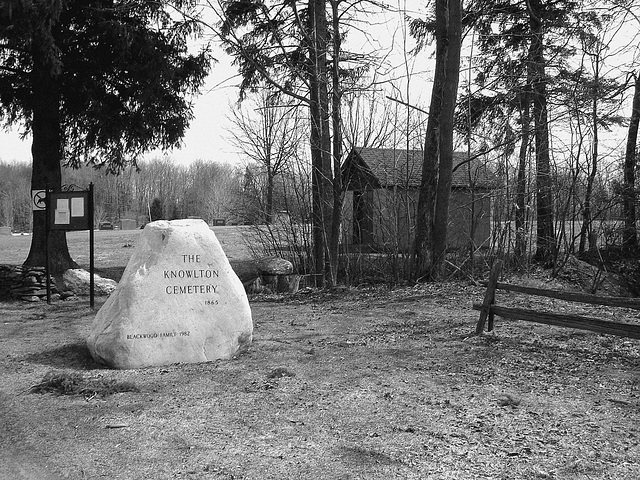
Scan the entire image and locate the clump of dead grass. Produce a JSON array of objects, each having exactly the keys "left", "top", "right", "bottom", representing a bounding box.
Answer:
[{"left": 29, "top": 370, "right": 138, "bottom": 397}]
